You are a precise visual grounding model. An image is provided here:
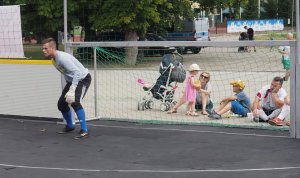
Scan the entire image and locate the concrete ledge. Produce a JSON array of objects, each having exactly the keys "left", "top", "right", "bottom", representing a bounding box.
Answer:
[{"left": 0, "top": 114, "right": 62, "bottom": 122}]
